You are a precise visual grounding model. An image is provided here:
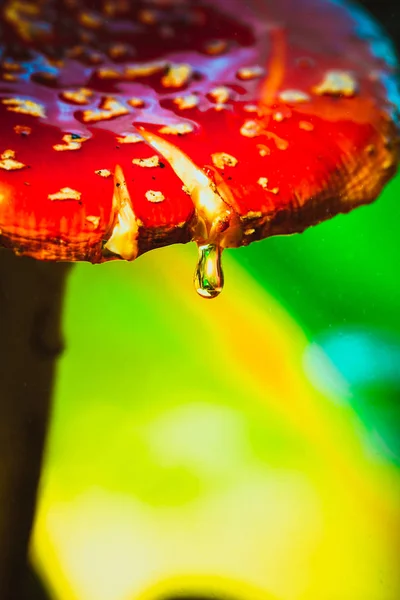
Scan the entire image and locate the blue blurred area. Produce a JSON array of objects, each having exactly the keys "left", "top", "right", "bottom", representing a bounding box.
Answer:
[{"left": 305, "top": 327, "right": 400, "bottom": 464}]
